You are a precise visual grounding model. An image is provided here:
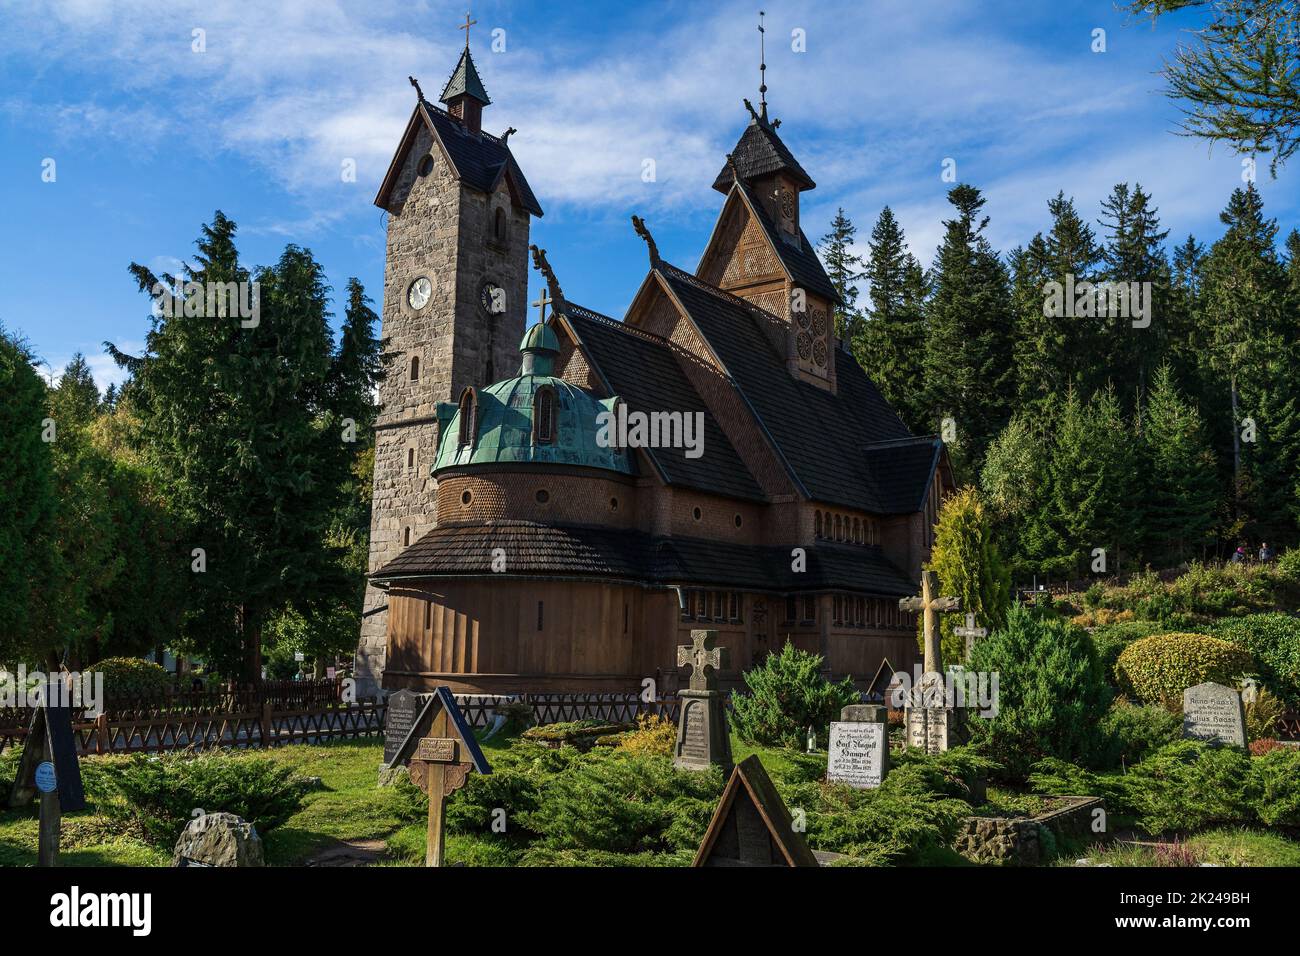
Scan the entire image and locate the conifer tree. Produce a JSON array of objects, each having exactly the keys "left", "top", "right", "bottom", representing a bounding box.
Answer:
[
  {"left": 856, "top": 206, "right": 927, "bottom": 430},
  {"left": 1140, "top": 363, "right": 1220, "bottom": 563},
  {"left": 925, "top": 487, "right": 1011, "bottom": 664},
  {"left": 817, "top": 207, "right": 866, "bottom": 341},
  {"left": 923, "top": 184, "right": 1015, "bottom": 475}
]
